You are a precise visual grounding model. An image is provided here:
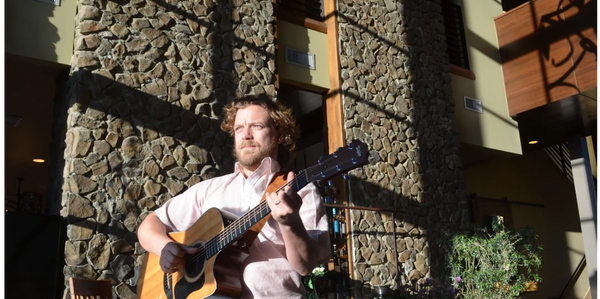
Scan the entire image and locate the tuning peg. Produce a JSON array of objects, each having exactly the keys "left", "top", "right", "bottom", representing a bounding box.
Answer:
[
  {"left": 318, "top": 155, "right": 327, "bottom": 164},
  {"left": 343, "top": 173, "right": 350, "bottom": 181}
]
